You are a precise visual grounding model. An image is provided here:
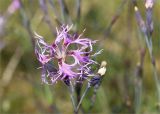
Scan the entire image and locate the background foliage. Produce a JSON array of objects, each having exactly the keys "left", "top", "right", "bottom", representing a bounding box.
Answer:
[{"left": 0, "top": 0, "right": 160, "bottom": 114}]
